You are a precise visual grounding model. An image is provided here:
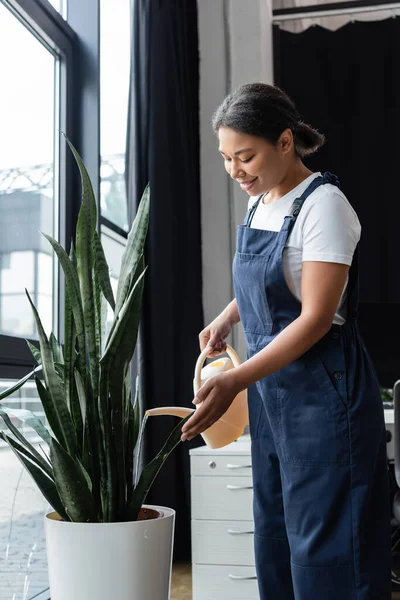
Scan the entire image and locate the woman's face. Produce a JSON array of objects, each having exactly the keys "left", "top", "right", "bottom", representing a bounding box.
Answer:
[{"left": 218, "top": 127, "right": 293, "bottom": 196}]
